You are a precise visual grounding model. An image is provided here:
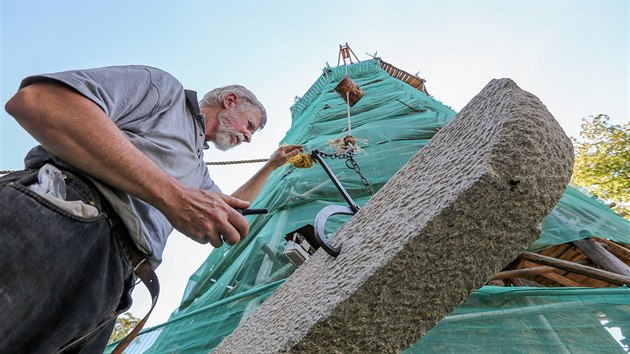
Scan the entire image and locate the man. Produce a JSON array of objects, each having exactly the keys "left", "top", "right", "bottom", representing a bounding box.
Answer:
[{"left": 0, "top": 65, "right": 302, "bottom": 352}]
